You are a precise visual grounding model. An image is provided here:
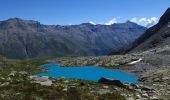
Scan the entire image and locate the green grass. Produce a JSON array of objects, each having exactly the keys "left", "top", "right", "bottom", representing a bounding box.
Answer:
[
  {"left": 0, "top": 58, "right": 47, "bottom": 75},
  {"left": 0, "top": 57, "right": 136, "bottom": 100}
]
